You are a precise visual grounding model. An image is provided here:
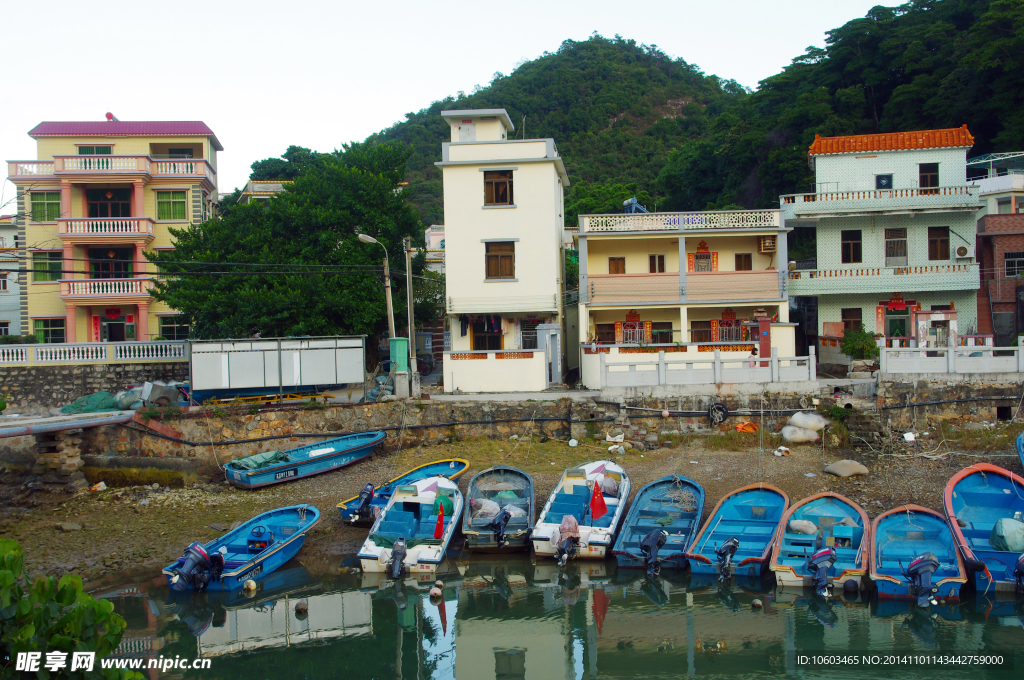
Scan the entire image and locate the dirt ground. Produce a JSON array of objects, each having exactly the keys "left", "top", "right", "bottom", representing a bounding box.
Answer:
[{"left": 2, "top": 424, "right": 1022, "bottom": 590}]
